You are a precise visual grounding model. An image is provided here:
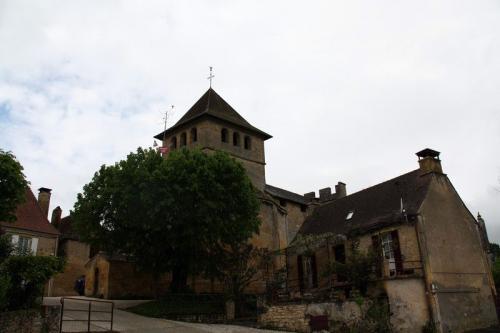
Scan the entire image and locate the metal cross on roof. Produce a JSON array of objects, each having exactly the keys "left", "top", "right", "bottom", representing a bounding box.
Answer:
[{"left": 207, "top": 66, "right": 215, "bottom": 87}]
